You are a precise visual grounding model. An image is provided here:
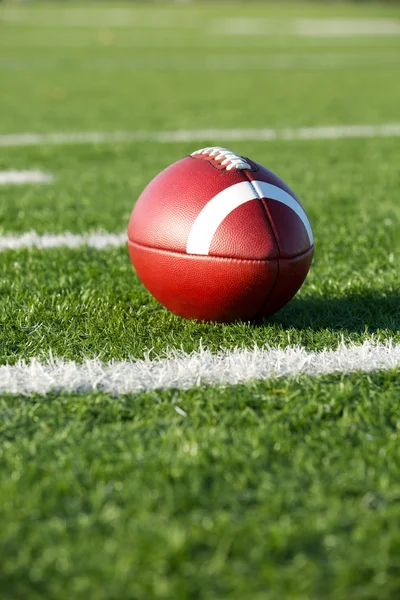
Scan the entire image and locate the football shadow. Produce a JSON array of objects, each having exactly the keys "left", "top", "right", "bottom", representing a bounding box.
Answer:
[{"left": 267, "top": 291, "right": 400, "bottom": 334}]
